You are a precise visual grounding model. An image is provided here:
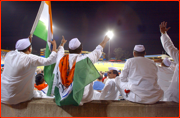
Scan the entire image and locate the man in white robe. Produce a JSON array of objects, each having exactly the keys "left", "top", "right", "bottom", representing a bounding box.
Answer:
[
  {"left": 159, "top": 21, "right": 179, "bottom": 103},
  {"left": 115, "top": 45, "right": 163, "bottom": 104},
  {"left": 156, "top": 58, "right": 174, "bottom": 91},
  {"left": 1, "top": 35, "right": 58, "bottom": 105},
  {"left": 99, "top": 67, "right": 120, "bottom": 100},
  {"left": 52, "top": 36, "right": 109, "bottom": 105}
]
